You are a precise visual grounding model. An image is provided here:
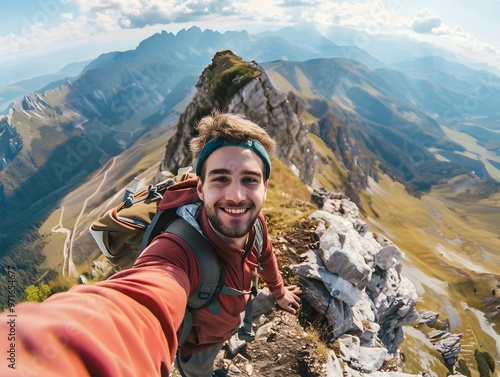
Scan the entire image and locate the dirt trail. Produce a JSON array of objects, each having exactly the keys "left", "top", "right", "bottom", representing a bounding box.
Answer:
[
  {"left": 171, "top": 308, "right": 326, "bottom": 377},
  {"left": 51, "top": 157, "right": 117, "bottom": 277},
  {"left": 51, "top": 205, "right": 78, "bottom": 277}
]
